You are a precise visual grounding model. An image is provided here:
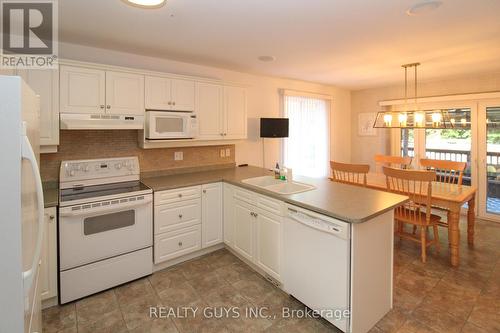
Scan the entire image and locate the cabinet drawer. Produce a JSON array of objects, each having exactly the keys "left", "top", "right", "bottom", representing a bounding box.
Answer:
[
  {"left": 257, "top": 194, "right": 283, "bottom": 216},
  {"left": 233, "top": 187, "right": 256, "bottom": 205},
  {"left": 154, "top": 225, "right": 201, "bottom": 263},
  {"left": 155, "top": 186, "right": 201, "bottom": 205},
  {"left": 155, "top": 199, "right": 201, "bottom": 234}
]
